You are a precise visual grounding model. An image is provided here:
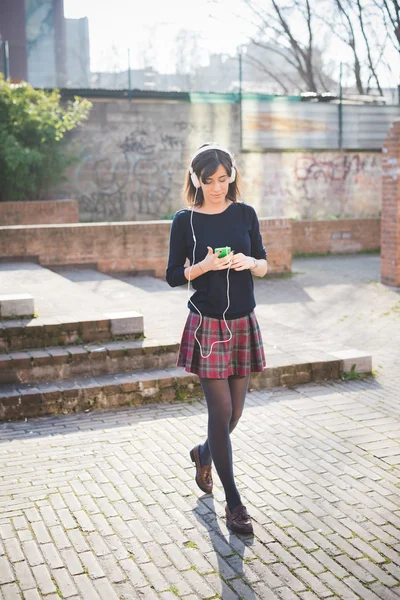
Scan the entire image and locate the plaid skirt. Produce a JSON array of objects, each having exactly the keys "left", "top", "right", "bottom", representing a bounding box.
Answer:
[{"left": 177, "top": 310, "right": 266, "bottom": 378}]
